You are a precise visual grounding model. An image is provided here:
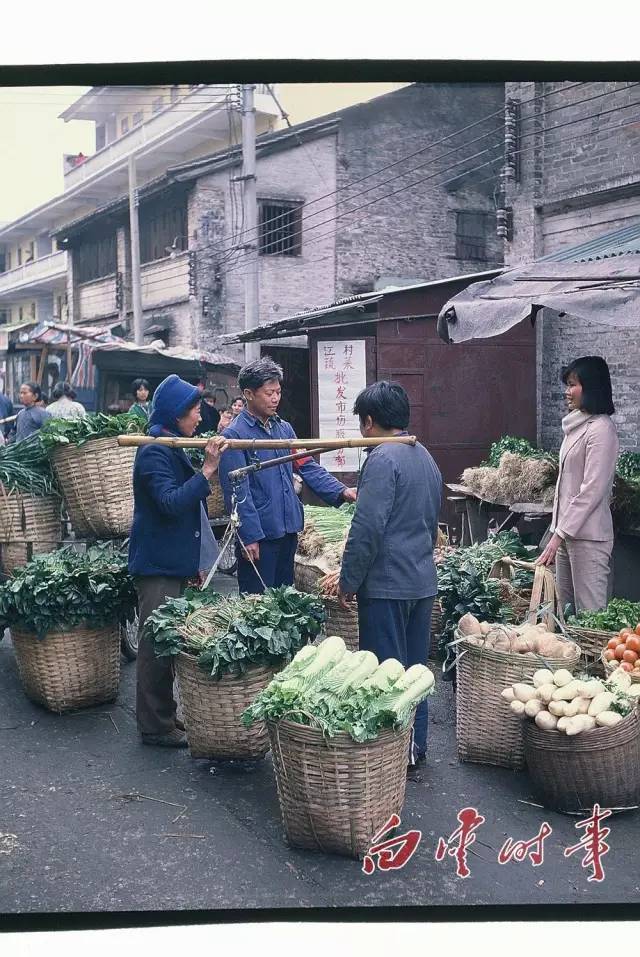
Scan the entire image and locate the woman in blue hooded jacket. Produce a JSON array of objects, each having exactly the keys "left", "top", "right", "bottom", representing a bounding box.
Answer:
[{"left": 129, "top": 374, "right": 228, "bottom": 748}]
